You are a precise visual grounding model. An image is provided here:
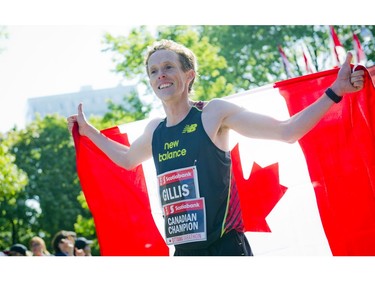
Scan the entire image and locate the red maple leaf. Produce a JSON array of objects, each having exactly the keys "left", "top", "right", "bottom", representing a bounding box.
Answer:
[{"left": 231, "top": 143, "right": 288, "bottom": 232}]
